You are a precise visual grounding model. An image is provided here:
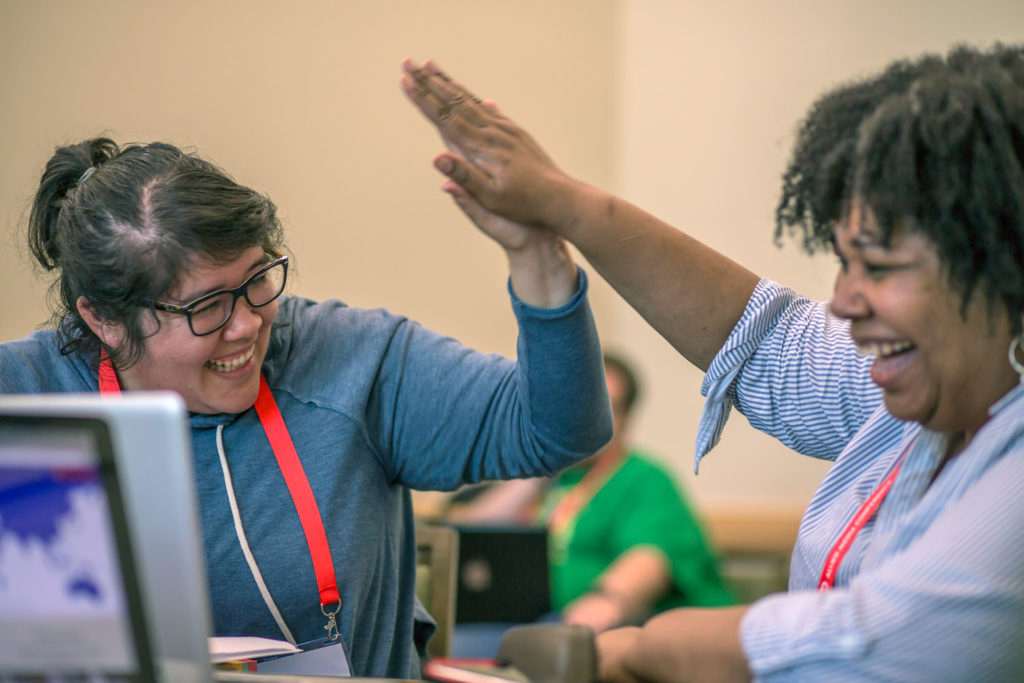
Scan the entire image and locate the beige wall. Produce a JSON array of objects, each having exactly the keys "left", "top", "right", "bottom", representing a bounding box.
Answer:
[
  {"left": 2, "top": 1, "right": 1023, "bottom": 514},
  {"left": 610, "top": 0, "right": 1024, "bottom": 515},
  {"left": 0, "top": 0, "right": 618, "bottom": 349}
]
